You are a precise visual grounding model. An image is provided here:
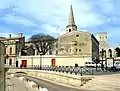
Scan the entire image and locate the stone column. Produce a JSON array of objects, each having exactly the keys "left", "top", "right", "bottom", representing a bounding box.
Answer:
[
  {"left": 19, "top": 51, "right": 21, "bottom": 57},
  {"left": 35, "top": 50, "right": 38, "bottom": 55}
]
